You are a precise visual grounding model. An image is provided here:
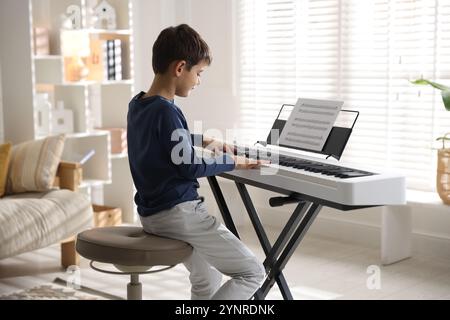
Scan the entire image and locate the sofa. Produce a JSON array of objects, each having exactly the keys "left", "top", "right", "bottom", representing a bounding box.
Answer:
[{"left": 0, "top": 136, "right": 93, "bottom": 268}]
